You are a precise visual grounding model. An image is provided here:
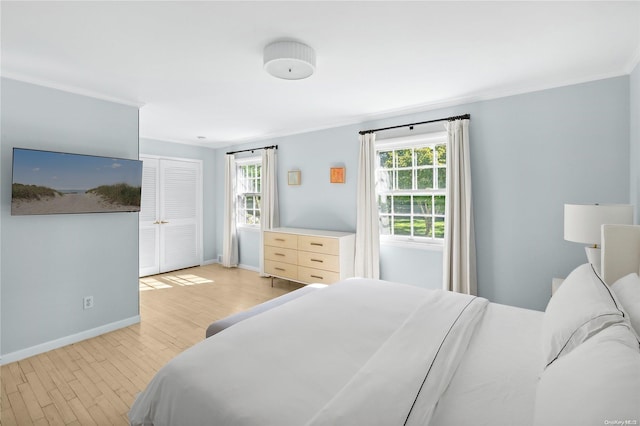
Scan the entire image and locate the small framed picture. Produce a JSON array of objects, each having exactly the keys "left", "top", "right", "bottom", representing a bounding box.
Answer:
[
  {"left": 330, "top": 167, "right": 345, "bottom": 184},
  {"left": 288, "top": 170, "right": 301, "bottom": 185}
]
